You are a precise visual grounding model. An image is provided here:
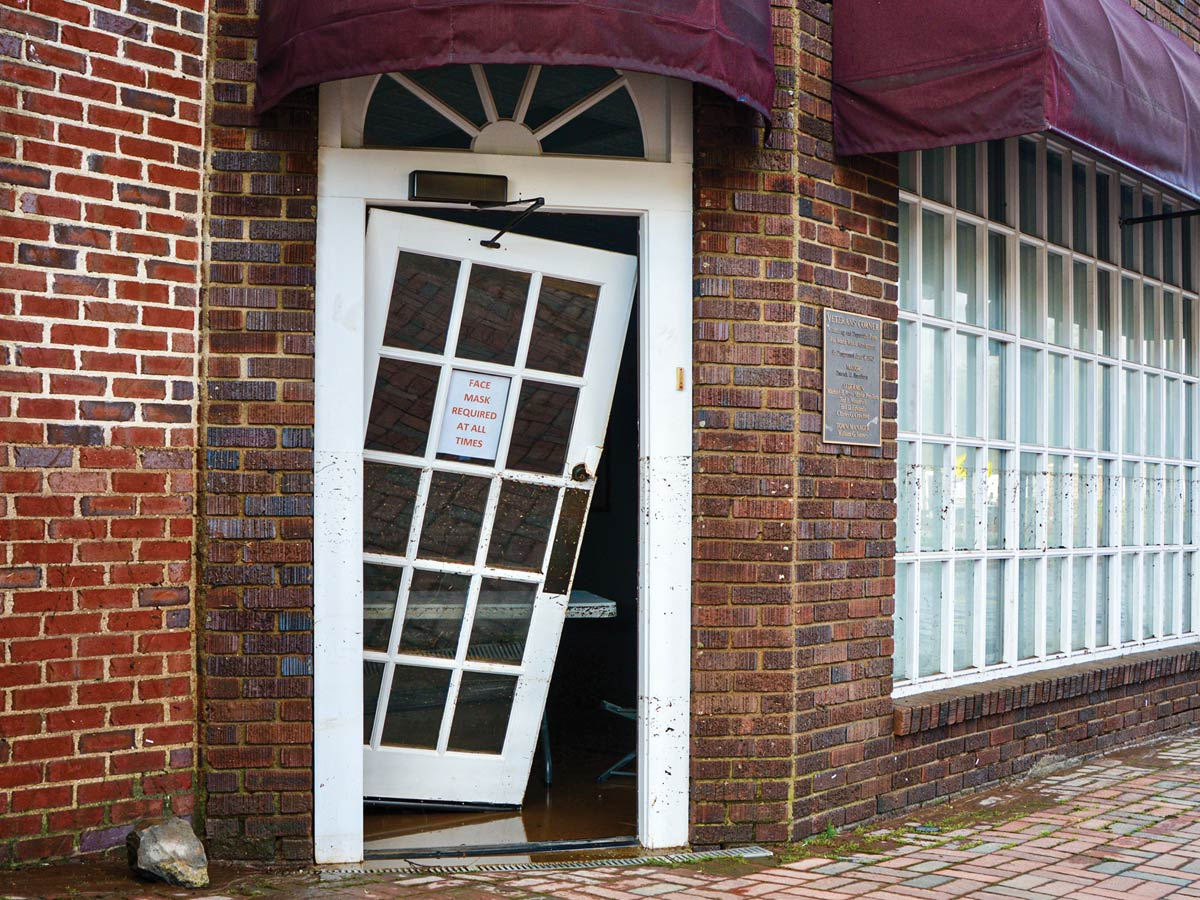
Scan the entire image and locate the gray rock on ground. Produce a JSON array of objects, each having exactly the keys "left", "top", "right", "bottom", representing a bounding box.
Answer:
[{"left": 126, "top": 816, "right": 210, "bottom": 888}]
